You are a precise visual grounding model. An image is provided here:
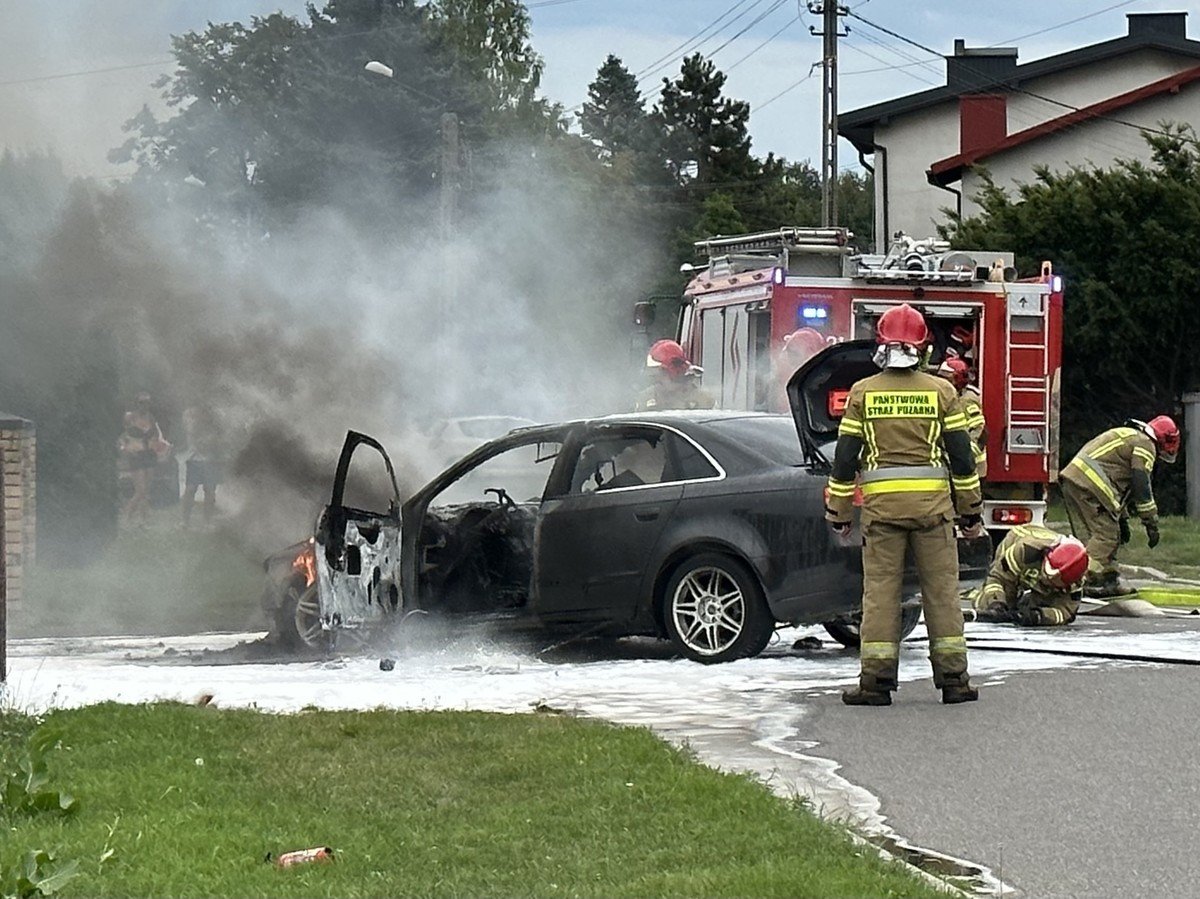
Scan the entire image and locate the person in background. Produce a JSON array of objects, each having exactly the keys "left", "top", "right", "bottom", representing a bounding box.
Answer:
[
  {"left": 635, "top": 340, "right": 716, "bottom": 412},
  {"left": 934, "top": 356, "right": 987, "bottom": 477},
  {"left": 1060, "top": 416, "right": 1179, "bottom": 597},
  {"left": 181, "top": 403, "right": 226, "bottom": 528},
  {"left": 119, "top": 391, "right": 166, "bottom": 526},
  {"left": 773, "top": 327, "right": 828, "bottom": 411}
]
